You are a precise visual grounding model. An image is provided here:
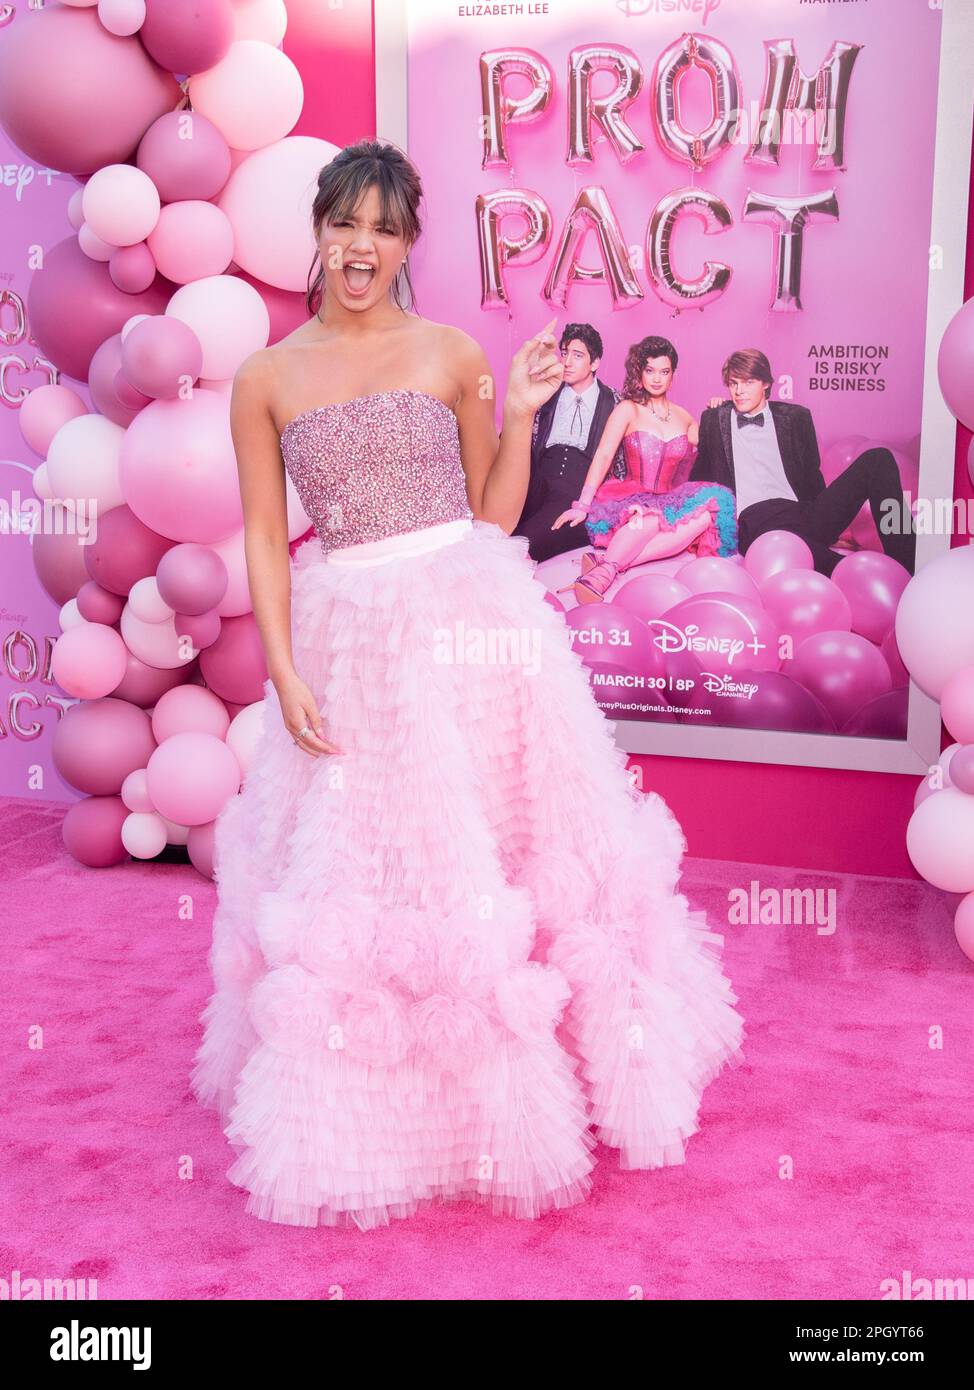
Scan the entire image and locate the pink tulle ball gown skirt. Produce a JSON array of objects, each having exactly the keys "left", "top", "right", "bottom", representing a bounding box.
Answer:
[{"left": 190, "top": 516, "right": 745, "bottom": 1231}]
